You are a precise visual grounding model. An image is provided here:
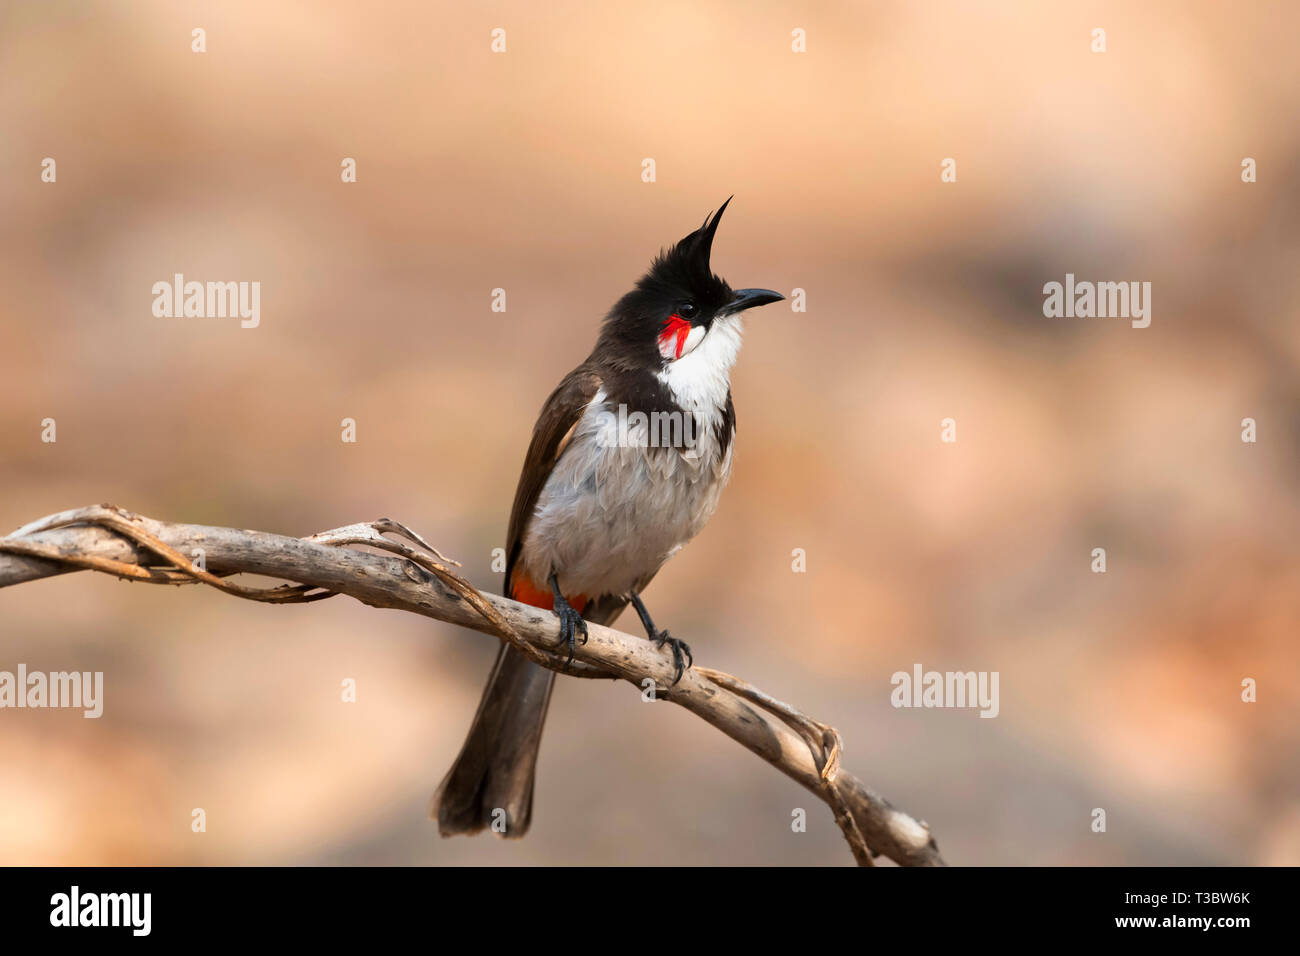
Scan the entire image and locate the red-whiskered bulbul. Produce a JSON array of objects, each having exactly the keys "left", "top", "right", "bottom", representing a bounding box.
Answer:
[{"left": 431, "top": 198, "right": 782, "bottom": 837}]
